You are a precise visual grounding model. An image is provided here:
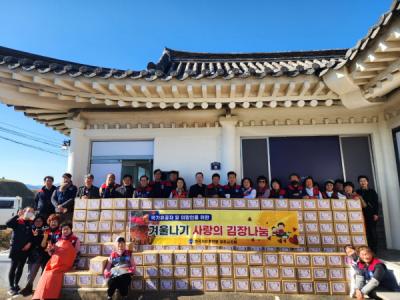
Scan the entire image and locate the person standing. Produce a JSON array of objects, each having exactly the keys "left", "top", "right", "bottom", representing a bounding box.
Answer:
[
  {"left": 269, "top": 178, "right": 286, "bottom": 198},
  {"left": 149, "top": 169, "right": 166, "bottom": 198},
  {"left": 100, "top": 173, "right": 120, "bottom": 198},
  {"left": 188, "top": 172, "right": 207, "bottom": 198},
  {"left": 164, "top": 170, "right": 179, "bottom": 197},
  {"left": 286, "top": 173, "right": 303, "bottom": 199},
  {"left": 241, "top": 177, "right": 256, "bottom": 199},
  {"left": 134, "top": 175, "right": 152, "bottom": 198},
  {"left": 34, "top": 176, "right": 56, "bottom": 220},
  {"left": 206, "top": 173, "right": 224, "bottom": 198},
  {"left": 302, "top": 176, "right": 322, "bottom": 199},
  {"left": 6, "top": 207, "right": 34, "bottom": 296},
  {"left": 222, "top": 171, "right": 243, "bottom": 198},
  {"left": 77, "top": 174, "right": 100, "bottom": 199},
  {"left": 169, "top": 177, "right": 188, "bottom": 199},
  {"left": 256, "top": 176, "right": 270, "bottom": 198},
  {"left": 51, "top": 173, "right": 77, "bottom": 223},
  {"left": 116, "top": 175, "right": 135, "bottom": 198},
  {"left": 357, "top": 175, "right": 379, "bottom": 253},
  {"left": 321, "top": 179, "right": 339, "bottom": 199}
]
